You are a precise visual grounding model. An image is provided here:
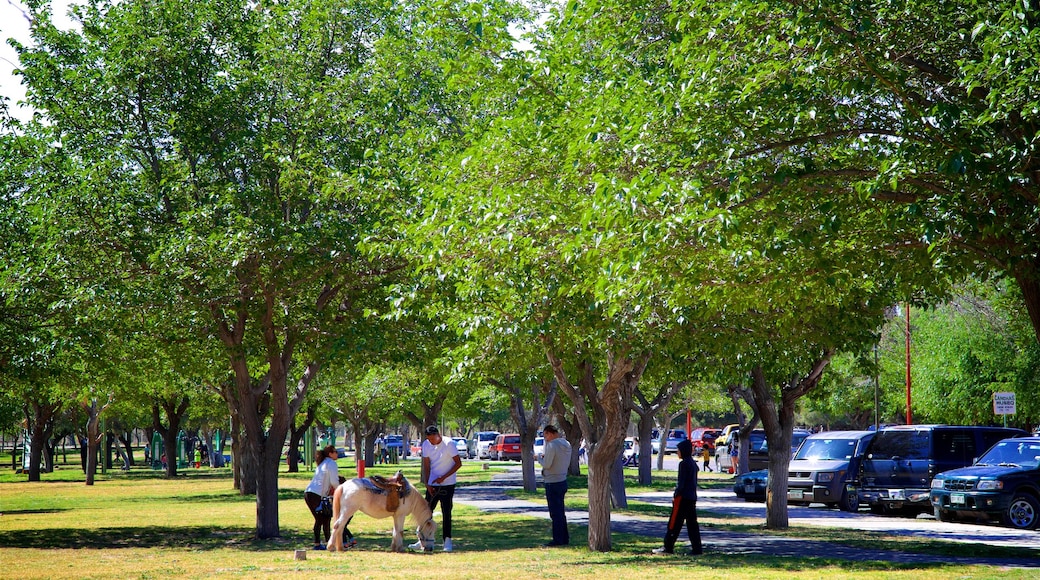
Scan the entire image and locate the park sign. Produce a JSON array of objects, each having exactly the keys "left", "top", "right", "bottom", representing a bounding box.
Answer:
[{"left": 993, "top": 392, "right": 1016, "bottom": 415}]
